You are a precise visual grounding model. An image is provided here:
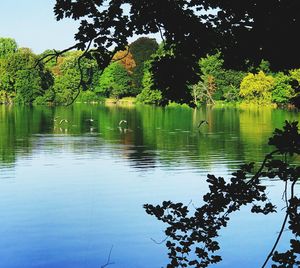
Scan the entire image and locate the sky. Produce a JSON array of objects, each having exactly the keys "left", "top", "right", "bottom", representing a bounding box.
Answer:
[
  {"left": 0, "top": 1, "right": 160, "bottom": 54},
  {"left": 0, "top": 0, "right": 79, "bottom": 53}
]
